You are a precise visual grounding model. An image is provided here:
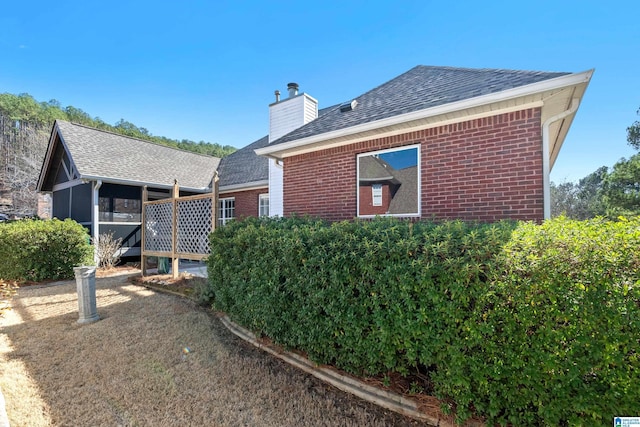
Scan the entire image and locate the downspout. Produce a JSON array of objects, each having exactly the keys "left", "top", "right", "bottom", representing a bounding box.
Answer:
[
  {"left": 92, "top": 180, "right": 102, "bottom": 264},
  {"left": 542, "top": 98, "right": 579, "bottom": 220}
]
